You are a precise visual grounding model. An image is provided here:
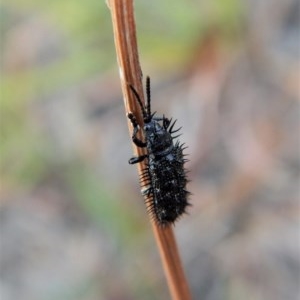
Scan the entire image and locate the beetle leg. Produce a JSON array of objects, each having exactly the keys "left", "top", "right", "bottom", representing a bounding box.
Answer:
[{"left": 127, "top": 113, "right": 147, "bottom": 148}]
